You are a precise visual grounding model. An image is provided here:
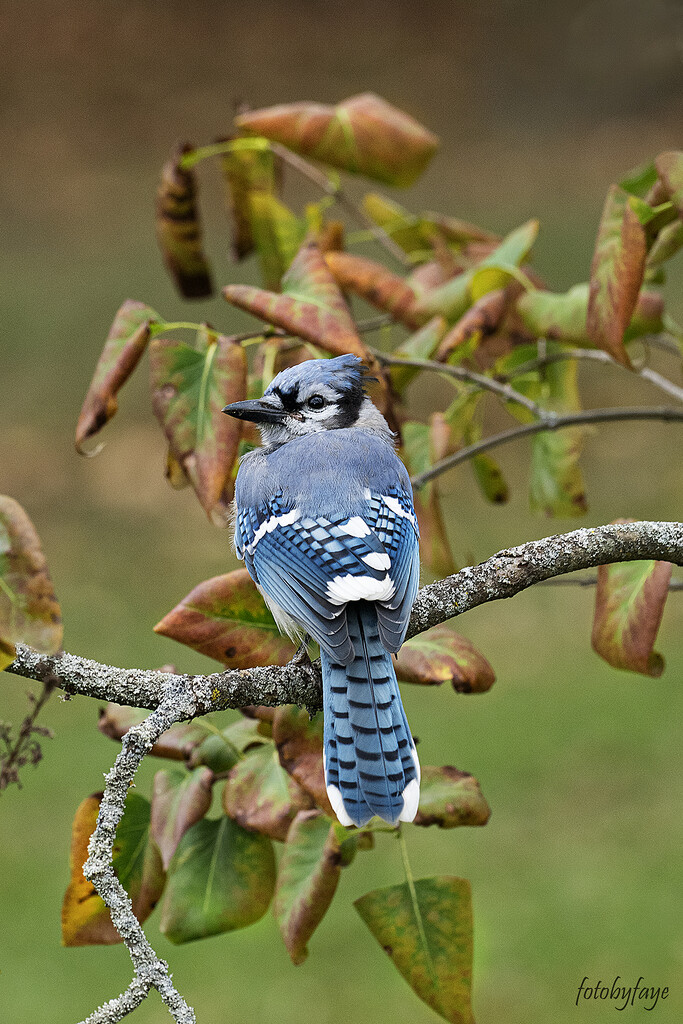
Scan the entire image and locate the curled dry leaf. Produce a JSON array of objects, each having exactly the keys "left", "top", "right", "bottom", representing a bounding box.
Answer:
[
  {"left": 324, "top": 251, "right": 426, "bottom": 330},
  {"left": 236, "top": 93, "right": 439, "bottom": 188},
  {"left": 222, "top": 742, "right": 314, "bottom": 841},
  {"left": 586, "top": 185, "right": 647, "bottom": 368},
  {"left": 273, "top": 809, "right": 348, "bottom": 964},
  {"left": 154, "top": 567, "right": 295, "bottom": 669},
  {"left": 394, "top": 623, "right": 495, "bottom": 694},
  {"left": 75, "top": 300, "right": 156, "bottom": 453},
  {"left": 156, "top": 143, "right": 213, "bottom": 298},
  {"left": 62, "top": 792, "right": 165, "bottom": 946},
  {"left": 413, "top": 766, "right": 491, "bottom": 828},
  {"left": 0, "top": 496, "right": 62, "bottom": 669},
  {"left": 150, "top": 327, "right": 247, "bottom": 522},
  {"left": 592, "top": 526, "right": 672, "bottom": 676}
]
